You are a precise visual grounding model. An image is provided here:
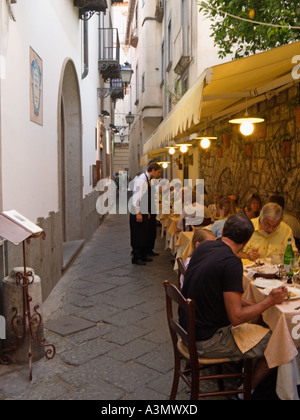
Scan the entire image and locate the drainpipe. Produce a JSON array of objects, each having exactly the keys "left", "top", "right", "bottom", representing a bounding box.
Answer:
[{"left": 82, "top": 17, "right": 89, "bottom": 79}]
